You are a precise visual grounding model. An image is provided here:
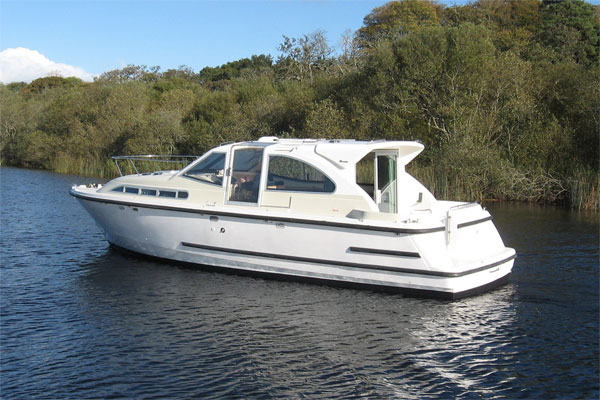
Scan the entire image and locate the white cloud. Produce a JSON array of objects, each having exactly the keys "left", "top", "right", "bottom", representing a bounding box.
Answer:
[{"left": 0, "top": 47, "right": 94, "bottom": 83}]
